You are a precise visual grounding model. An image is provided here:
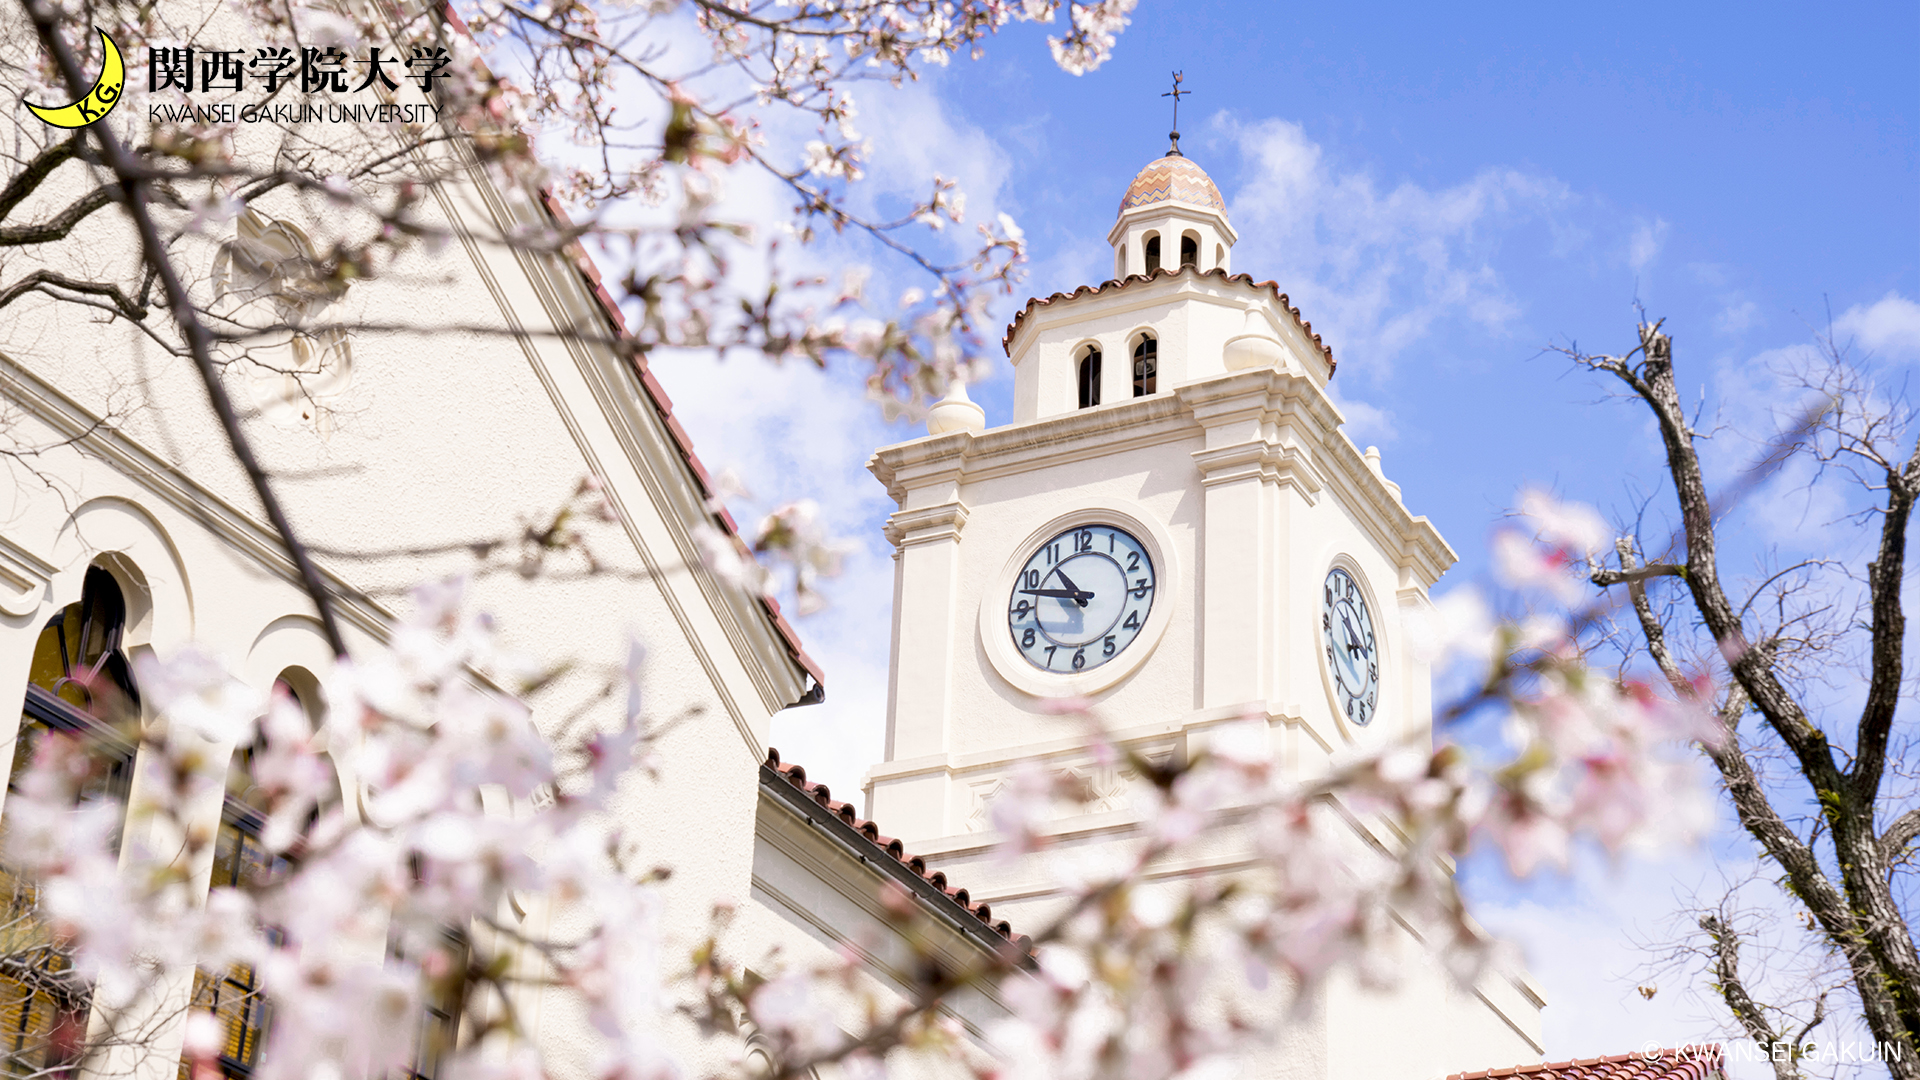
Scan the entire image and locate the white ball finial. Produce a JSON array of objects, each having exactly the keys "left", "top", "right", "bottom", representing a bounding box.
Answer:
[{"left": 927, "top": 379, "right": 986, "bottom": 437}]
